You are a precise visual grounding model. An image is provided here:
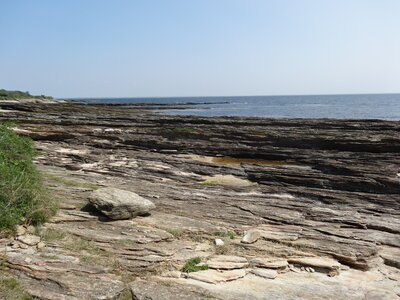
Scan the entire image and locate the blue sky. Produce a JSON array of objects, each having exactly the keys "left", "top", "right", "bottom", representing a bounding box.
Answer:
[{"left": 1, "top": 0, "right": 399, "bottom": 98}]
